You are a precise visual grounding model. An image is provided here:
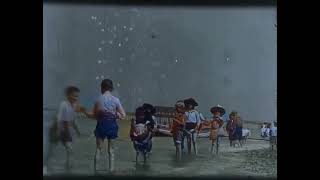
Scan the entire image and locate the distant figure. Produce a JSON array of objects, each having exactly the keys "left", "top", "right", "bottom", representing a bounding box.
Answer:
[
  {"left": 171, "top": 100, "right": 187, "bottom": 160},
  {"left": 261, "top": 123, "right": 269, "bottom": 139},
  {"left": 226, "top": 111, "right": 238, "bottom": 147},
  {"left": 241, "top": 128, "right": 251, "bottom": 145},
  {"left": 235, "top": 115, "right": 243, "bottom": 147},
  {"left": 82, "top": 79, "right": 126, "bottom": 172},
  {"left": 270, "top": 121, "right": 277, "bottom": 150},
  {"left": 209, "top": 105, "right": 225, "bottom": 154},
  {"left": 184, "top": 98, "right": 201, "bottom": 155},
  {"left": 130, "top": 106, "right": 153, "bottom": 164},
  {"left": 56, "top": 86, "right": 82, "bottom": 170}
]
